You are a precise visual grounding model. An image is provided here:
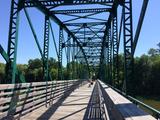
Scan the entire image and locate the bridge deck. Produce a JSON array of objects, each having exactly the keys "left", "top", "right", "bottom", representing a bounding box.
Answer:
[
  {"left": 0, "top": 80, "right": 156, "bottom": 120},
  {"left": 20, "top": 82, "right": 95, "bottom": 120}
]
